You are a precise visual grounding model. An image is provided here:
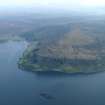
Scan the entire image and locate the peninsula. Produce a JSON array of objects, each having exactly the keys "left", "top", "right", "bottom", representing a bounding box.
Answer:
[{"left": 18, "top": 28, "right": 105, "bottom": 73}]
